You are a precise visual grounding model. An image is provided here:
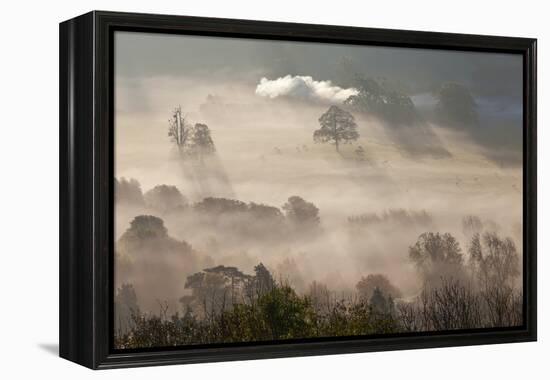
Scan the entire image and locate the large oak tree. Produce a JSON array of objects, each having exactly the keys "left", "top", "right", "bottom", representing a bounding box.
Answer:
[{"left": 314, "top": 105, "right": 359, "bottom": 152}]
